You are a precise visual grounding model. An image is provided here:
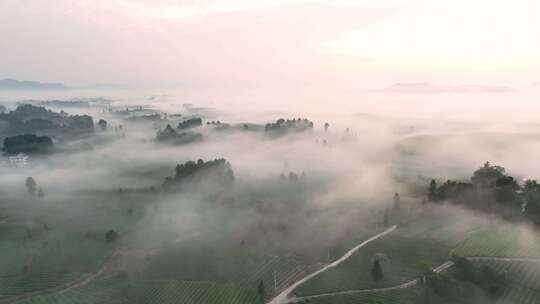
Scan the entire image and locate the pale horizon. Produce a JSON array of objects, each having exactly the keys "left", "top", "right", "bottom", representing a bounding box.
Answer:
[{"left": 2, "top": 0, "right": 540, "bottom": 89}]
